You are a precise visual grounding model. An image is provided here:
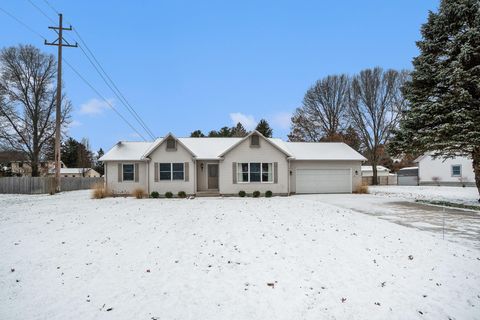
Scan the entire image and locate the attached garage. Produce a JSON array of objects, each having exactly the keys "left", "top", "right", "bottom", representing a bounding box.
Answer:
[
  {"left": 296, "top": 168, "right": 352, "bottom": 194},
  {"left": 283, "top": 142, "right": 366, "bottom": 194}
]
